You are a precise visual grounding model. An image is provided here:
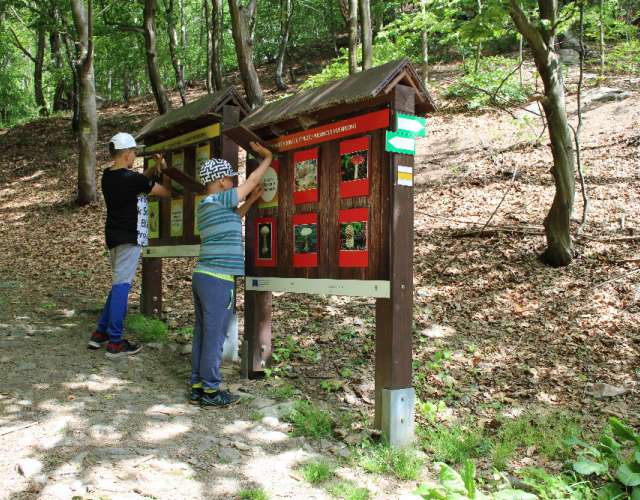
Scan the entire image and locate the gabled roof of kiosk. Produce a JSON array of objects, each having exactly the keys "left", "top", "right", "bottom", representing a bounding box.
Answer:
[
  {"left": 137, "top": 87, "right": 250, "bottom": 143},
  {"left": 242, "top": 58, "right": 436, "bottom": 132}
]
